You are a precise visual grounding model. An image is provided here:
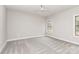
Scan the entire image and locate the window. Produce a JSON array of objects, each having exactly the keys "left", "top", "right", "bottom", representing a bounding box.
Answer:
[{"left": 75, "top": 15, "right": 79, "bottom": 36}]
